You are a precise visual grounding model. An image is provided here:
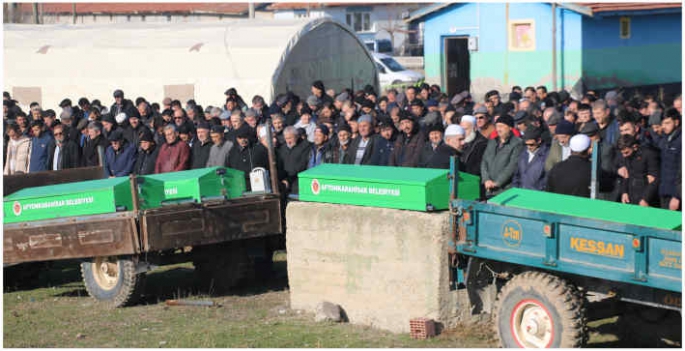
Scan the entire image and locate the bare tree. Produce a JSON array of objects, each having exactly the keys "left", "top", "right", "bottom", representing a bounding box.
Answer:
[{"left": 376, "top": 3, "right": 417, "bottom": 56}]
